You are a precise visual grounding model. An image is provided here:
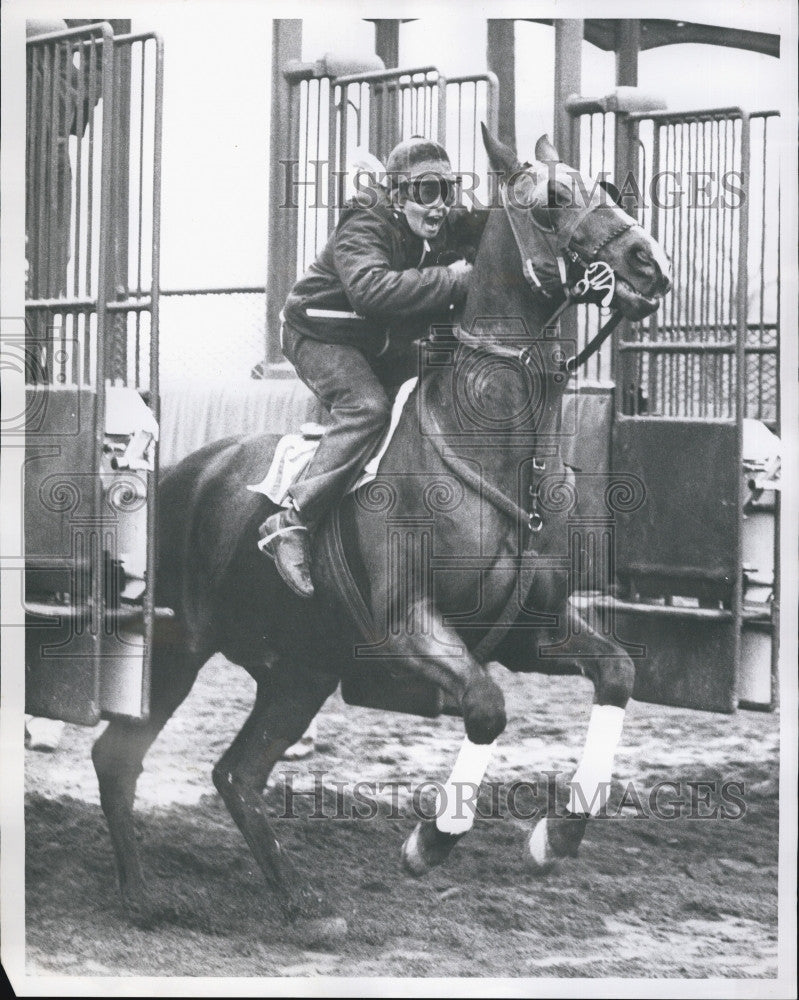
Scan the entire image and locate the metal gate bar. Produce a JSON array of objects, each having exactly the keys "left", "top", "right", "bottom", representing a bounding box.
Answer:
[
  {"left": 566, "top": 96, "right": 780, "bottom": 419},
  {"left": 108, "top": 31, "right": 164, "bottom": 393},
  {"left": 568, "top": 100, "right": 617, "bottom": 383},
  {"left": 620, "top": 107, "right": 752, "bottom": 421},
  {"left": 26, "top": 22, "right": 114, "bottom": 388},
  {"left": 335, "top": 65, "right": 446, "bottom": 167},
  {"left": 25, "top": 22, "right": 163, "bottom": 725},
  {"left": 445, "top": 73, "right": 499, "bottom": 190},
  {"left": 745, "top": 111, "right": 780, "bottom": 426}
]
